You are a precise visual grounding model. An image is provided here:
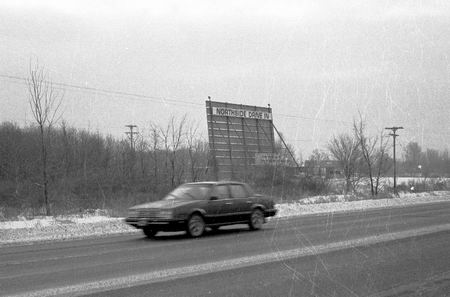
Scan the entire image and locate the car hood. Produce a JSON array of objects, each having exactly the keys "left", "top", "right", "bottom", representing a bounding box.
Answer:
[{"left": 129, "top": 199, "right": 194, "bottom": 210}]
